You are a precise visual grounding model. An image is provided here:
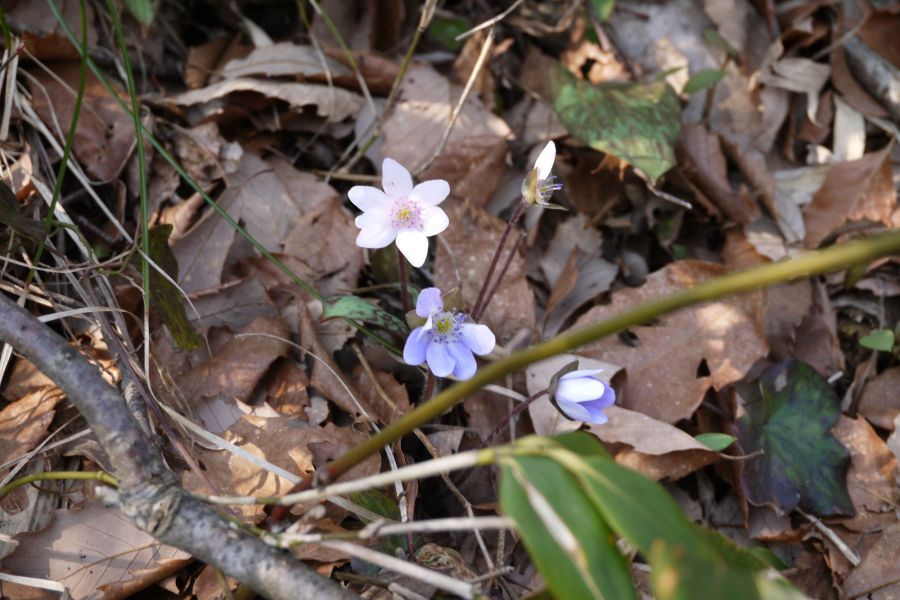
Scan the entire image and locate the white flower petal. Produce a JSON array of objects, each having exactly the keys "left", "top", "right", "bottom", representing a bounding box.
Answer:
[
  {"left": 396, "top": 230, "right": 429, "bottom": 267},
  {"left": 420, "top": 206, "right": 449, "bottom": 236},
  {"left": 534, "top": 141, "right": 556, "bottom": 181},
  {"left": 556, "top": 377, "right": 607, "bottom": 403},
  {"left": 460, "top": 323, "right": 495, "bottom": 355},
  {"left": 348, "top": 186, "right": 388, "bottom": 211},
  {"left": 356, "top": 225, "right": 397, "bottom": 249},
  {"left": 411, "top": 180, "right": 450, "bottom": 206},
  {"left": 382, "top": 158, "right": 414, "bottom": 198},
  {"left": 355, "top": 209, "right": 391, "bottom": 229},
  {"left": 559, "top": 369, "right": 604, "bottom": 381}
]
